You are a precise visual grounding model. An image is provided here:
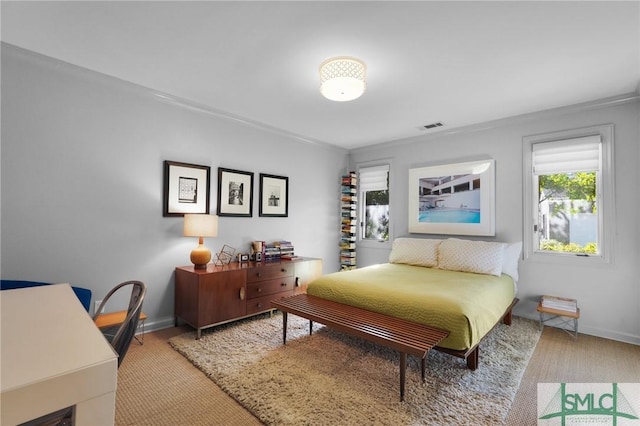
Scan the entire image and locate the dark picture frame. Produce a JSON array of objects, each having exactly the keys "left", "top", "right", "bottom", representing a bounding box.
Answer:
[
  {"left": 408, "top": 159, "right": 496, "bottom": 236},
  {"left": 163, "top": 160, "right": 210, "bottom": 217},
  {"left": 217, "top": 167, "right": 254, "bottom": 217},
  {"left": 259, "top": 173, "right": 289, "bottom": 217}
]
